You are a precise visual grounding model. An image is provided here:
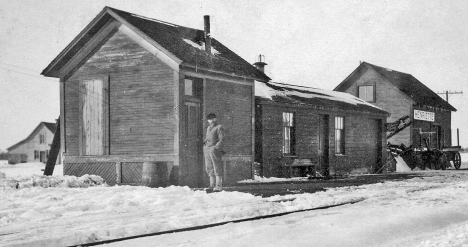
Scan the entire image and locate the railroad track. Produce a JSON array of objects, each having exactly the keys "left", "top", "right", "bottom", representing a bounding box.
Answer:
[{"left": 69, "top": 198, "right": 365, "bottom": 247}]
